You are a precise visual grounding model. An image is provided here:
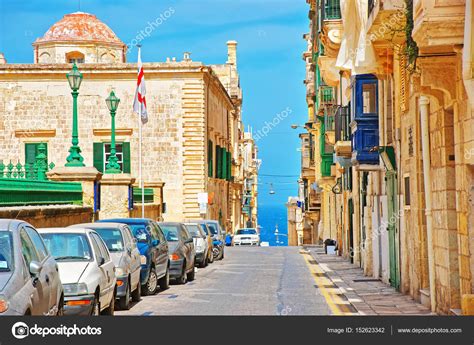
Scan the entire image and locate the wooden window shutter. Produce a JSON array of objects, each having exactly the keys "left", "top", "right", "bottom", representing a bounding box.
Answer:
[
  {"left": 227, "top": 151, "right": 232, "bottom": 181},
  {"left": 123, "top": 142, "right": 131, "bottom": 173},
  {"left": 25, "top": 143, "right": 48, "bottom": 166},
  {"left": 222, "top": 149, "right": 228, "bottom": 180},
  {"left": 216, "top": 145, "right": 221, "bottom": 178},
  {"left": 208, "top": 140, "right": 213, "bottom": 177},
  {"left": 93, "top": 142, "right": 104, "bottom": 173}
]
